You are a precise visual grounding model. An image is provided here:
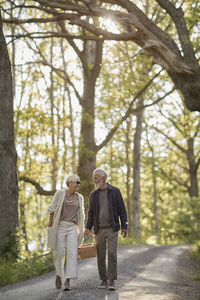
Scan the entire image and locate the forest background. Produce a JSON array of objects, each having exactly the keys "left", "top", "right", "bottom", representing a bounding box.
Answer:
[{"left": 0, "top": 0, "right": 200, "bottom": 259}]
